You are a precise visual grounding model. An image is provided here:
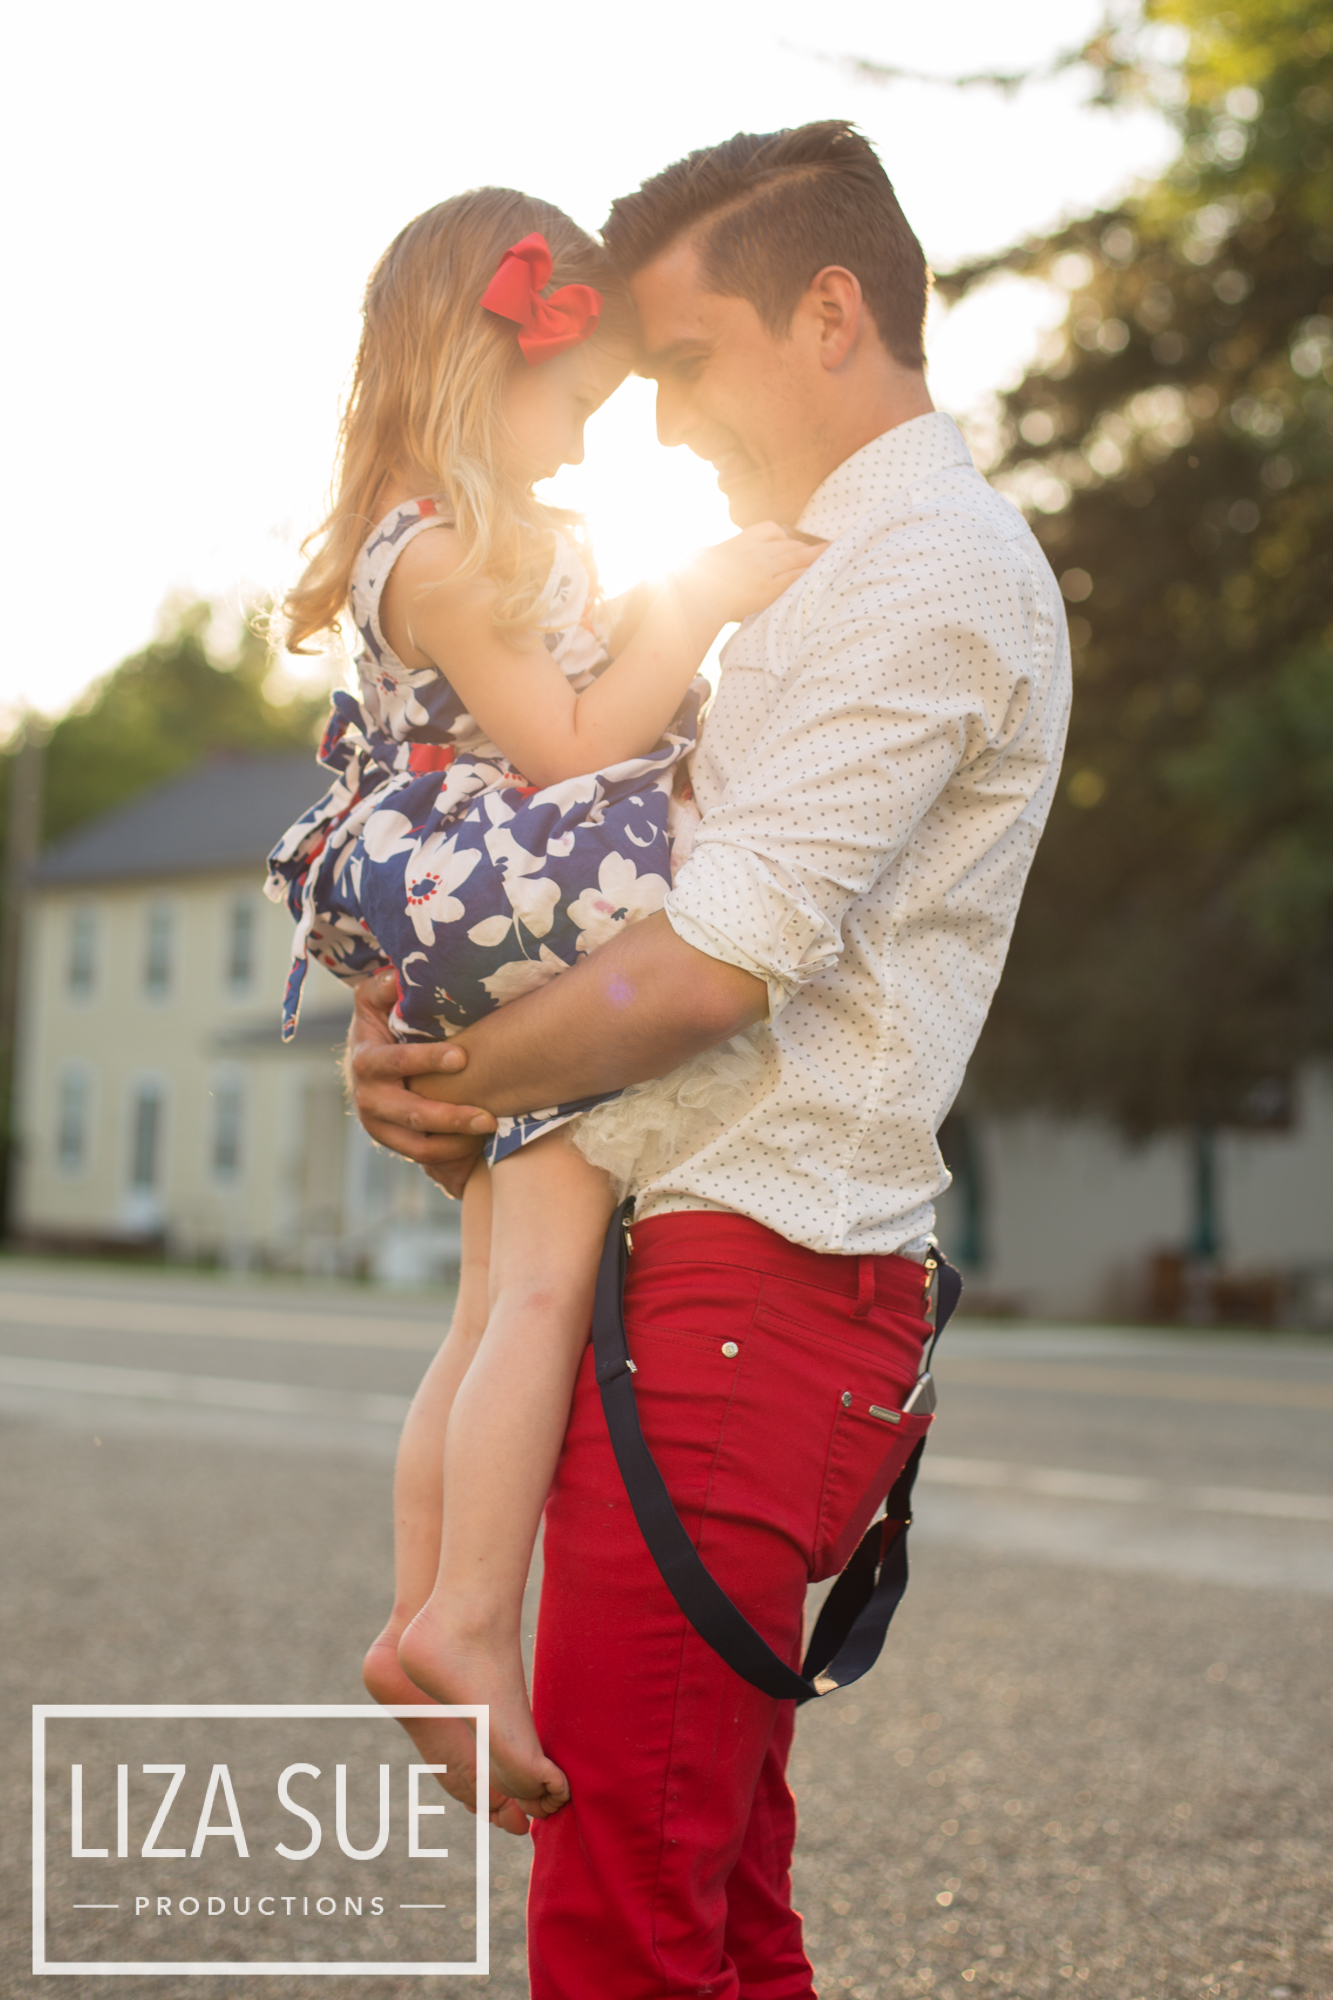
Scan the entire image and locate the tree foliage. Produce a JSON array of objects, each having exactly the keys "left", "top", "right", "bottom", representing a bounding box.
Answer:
[
  {"left": 944, "top": 0, "right": 1333, "bottom": 1133},
  {"left": 1, "top": 597, "right": 323, "bottom": 871},
  {"left": 25, "top": 601, "right": 324, "bottom": 848}
]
